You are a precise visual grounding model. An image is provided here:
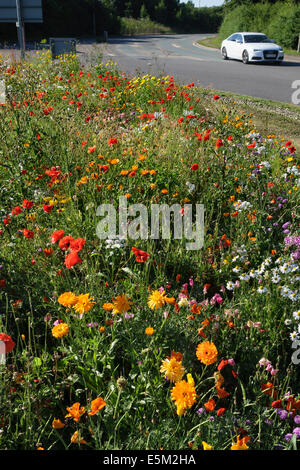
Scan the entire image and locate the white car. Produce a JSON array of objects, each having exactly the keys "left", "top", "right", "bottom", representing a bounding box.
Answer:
[{"left": 221, "top": 32, "right": 284, "bottom": 64}]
